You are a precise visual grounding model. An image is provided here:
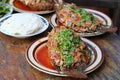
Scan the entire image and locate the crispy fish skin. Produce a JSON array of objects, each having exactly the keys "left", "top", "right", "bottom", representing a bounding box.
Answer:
[
  {"left": 47, "top": 27, "right": 91, "bottom": 71},
  {"left": 19, "top": 0, "right": 54, "bottom": 11},
  {"left": 56, "top": 4, "right": 102, "bottom": 32}
]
